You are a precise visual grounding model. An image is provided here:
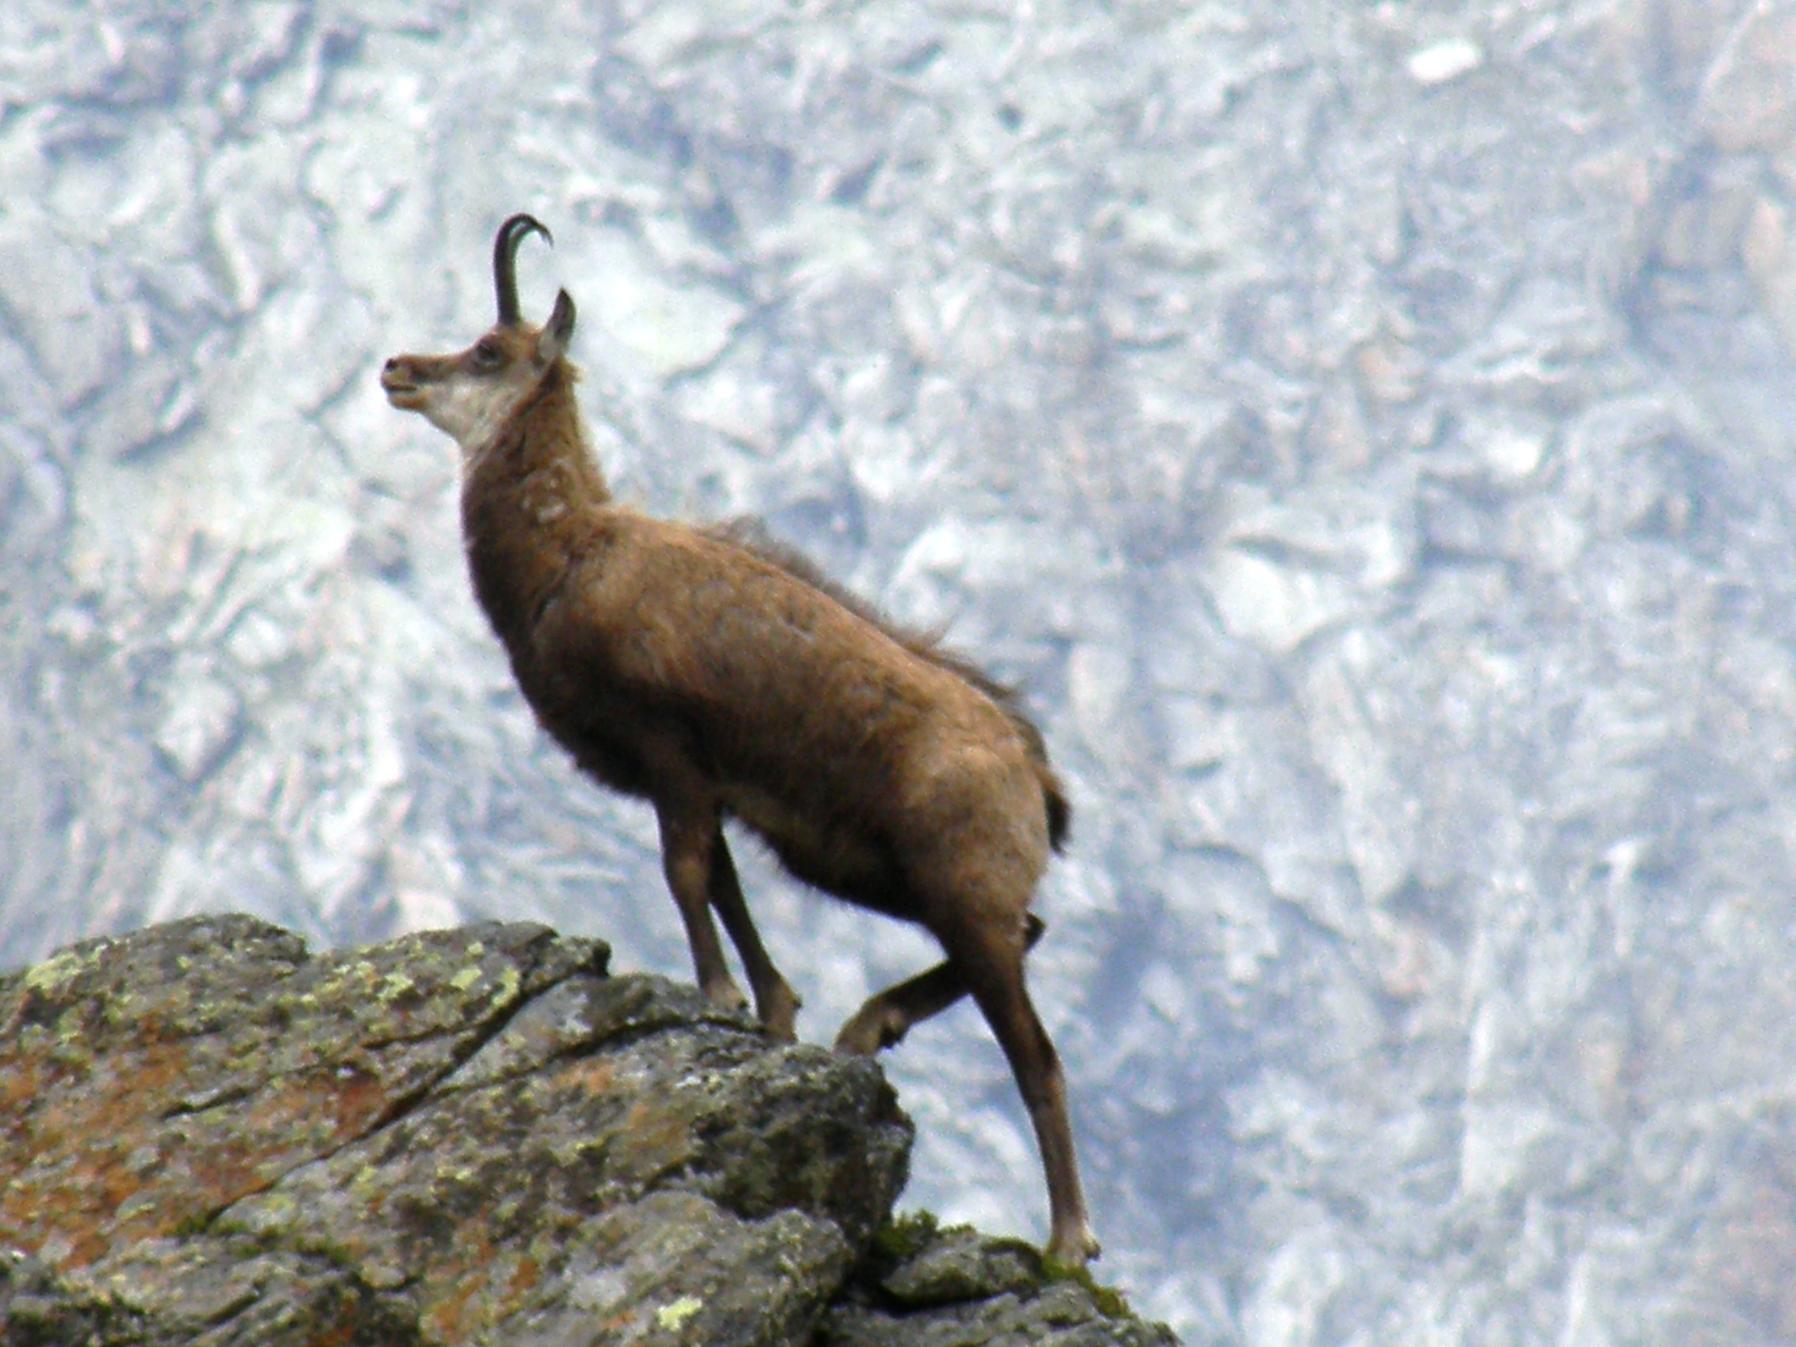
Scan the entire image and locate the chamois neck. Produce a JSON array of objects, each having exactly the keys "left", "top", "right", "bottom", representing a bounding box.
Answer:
[
  {"left": 464, "top": 361, "right": 610, "bottom": 505},
  {"left": 458, "top": 361, "right": 614, "bottom": 656}
]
